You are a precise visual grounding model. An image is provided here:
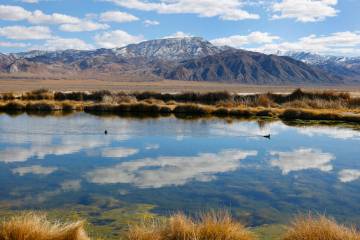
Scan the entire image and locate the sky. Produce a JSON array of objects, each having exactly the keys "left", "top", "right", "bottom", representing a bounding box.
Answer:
[{"left": 0, "top": 0, "right": 359, "bottom": 56}]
